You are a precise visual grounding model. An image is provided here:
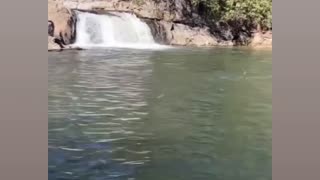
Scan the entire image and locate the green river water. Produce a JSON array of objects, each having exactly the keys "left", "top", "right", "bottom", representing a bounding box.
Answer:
[{"left": 49, "top": 47, "right": 272, "bottom": 180}]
